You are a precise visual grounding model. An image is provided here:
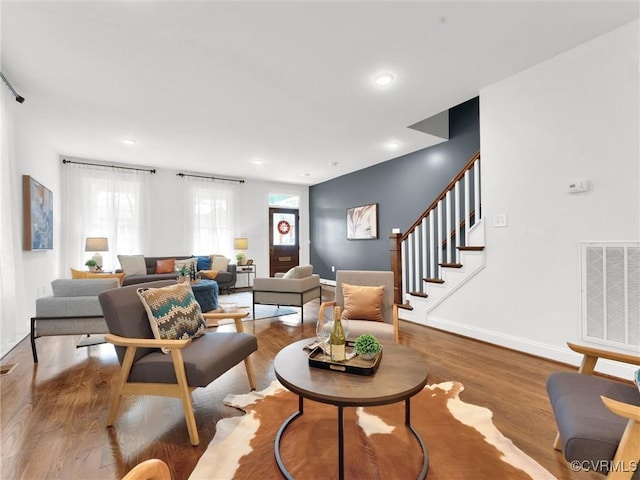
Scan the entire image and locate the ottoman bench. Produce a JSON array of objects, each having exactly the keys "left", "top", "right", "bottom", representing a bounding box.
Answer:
[{"left": 191, "top": 279, "right": 219, "bottom": 313}]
